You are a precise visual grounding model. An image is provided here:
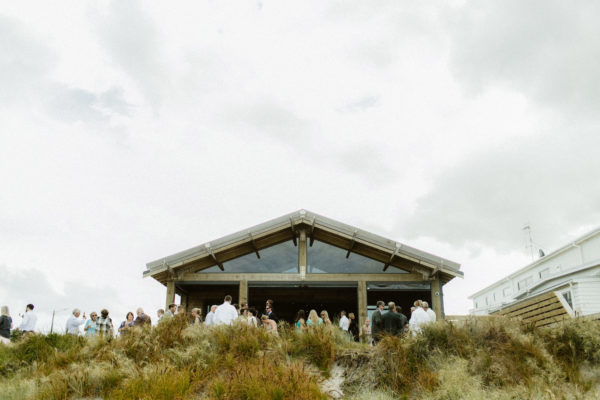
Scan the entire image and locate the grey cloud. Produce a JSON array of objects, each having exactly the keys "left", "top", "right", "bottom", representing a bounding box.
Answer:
[
  {"left": 90, "top": 0, "right": 167, "bottom": 111},
  {"left": 401, "top": 128, "right": 600, "bottom": 252},
  {"left": 338, "top": 95, "right": 380, "bottom": 113},
  {"left": 446, "top": 1, "right": 600, "bottom": 116},
  {"left": 98, "top": 87, "right": 133, "bottom": 116},
  {"left": 45, "top": 85, "right": 133, "bottom": 123},
  {"left": 0, "top": 15, "right": 131, "bottom": 125},
  {"left": 336, "top": 145, "right": 396, "bottom": 184},
  {"left": 221, "top": 101, "right": 310, "bottom": 147},
  {"left": 45, "top": 86, "right": 106, "bottom": 123},
  {"left": 221, "top": 101, "right": 398, "bottom": 185},
  {"left": 0, "top": 15, "right": 55, "bottom": 103}
]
